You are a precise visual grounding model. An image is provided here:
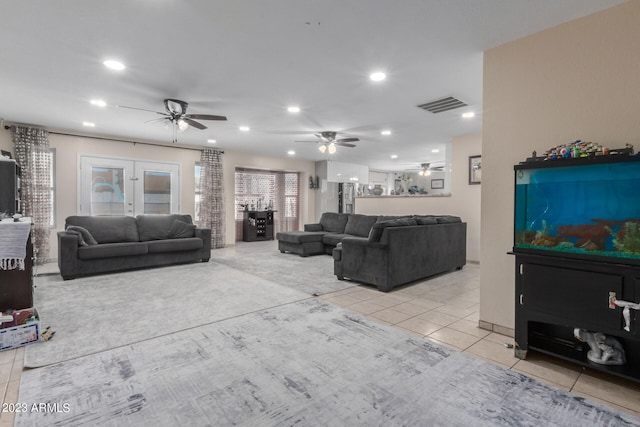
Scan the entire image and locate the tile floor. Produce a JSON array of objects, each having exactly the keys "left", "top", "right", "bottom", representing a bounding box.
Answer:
[
  {"left": 2, "top": 260, "right": 640, "bottom": 425},
  {"left": 317, "top": 263, "right": 640, "bottom": 419}
]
